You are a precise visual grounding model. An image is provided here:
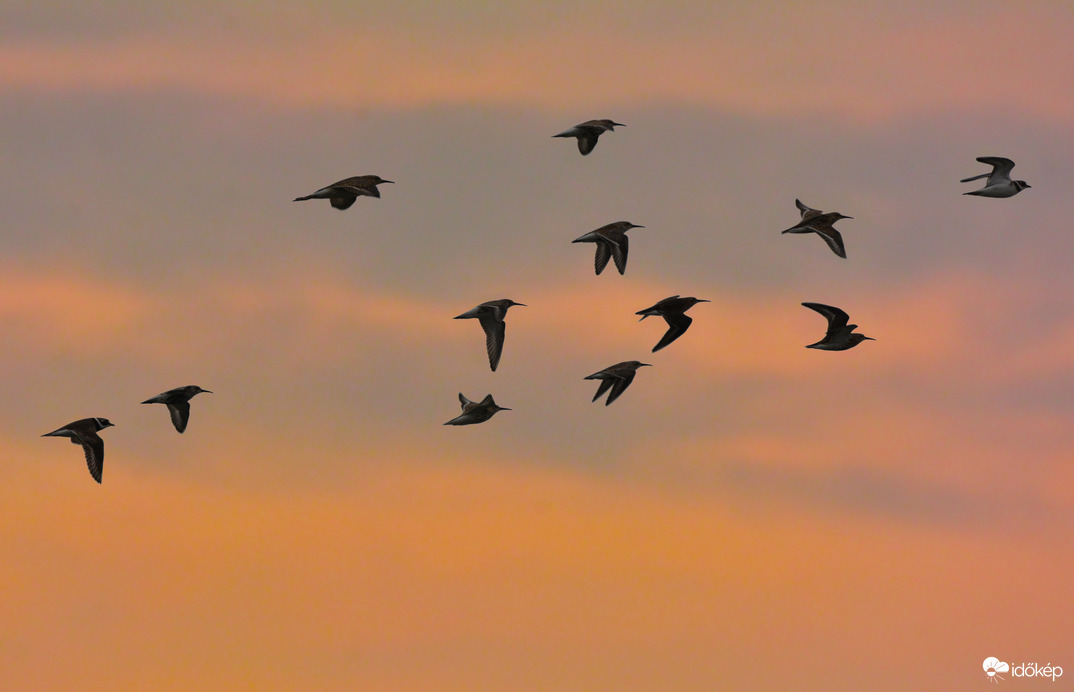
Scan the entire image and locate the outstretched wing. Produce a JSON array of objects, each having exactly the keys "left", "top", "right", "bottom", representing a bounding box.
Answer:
[
  {"left": 73, "top": 431, "right": 104, "bottom": 483},
  {"left": 813, "top": 228, "right": 847, "bottom": 258},
  {"left": 591, "top": 377, "right": 615, "bottom": 402},
  {"left": 977, "top": 156, "right": 1016, "bottom": 186},
  {"left": 802, "top": 302, "right": 850, "bottom": 332},
  {"left": 478, "top": 315, "right": 506, "bottom": 372},
  {"left": 593, "top": 241, "right": 612, "bottom": 275},
  {"left": 604, "top": 371, "right": 637, "bottom": 406},
  {"left": 795, "top": 198, "right": 819, "bottom": 219},
  {"left": 609, "top": 234, "right": 629, "bottom": 275},
  {"left": 653, "top": 313, "right": 693, "bottom": 352}
]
